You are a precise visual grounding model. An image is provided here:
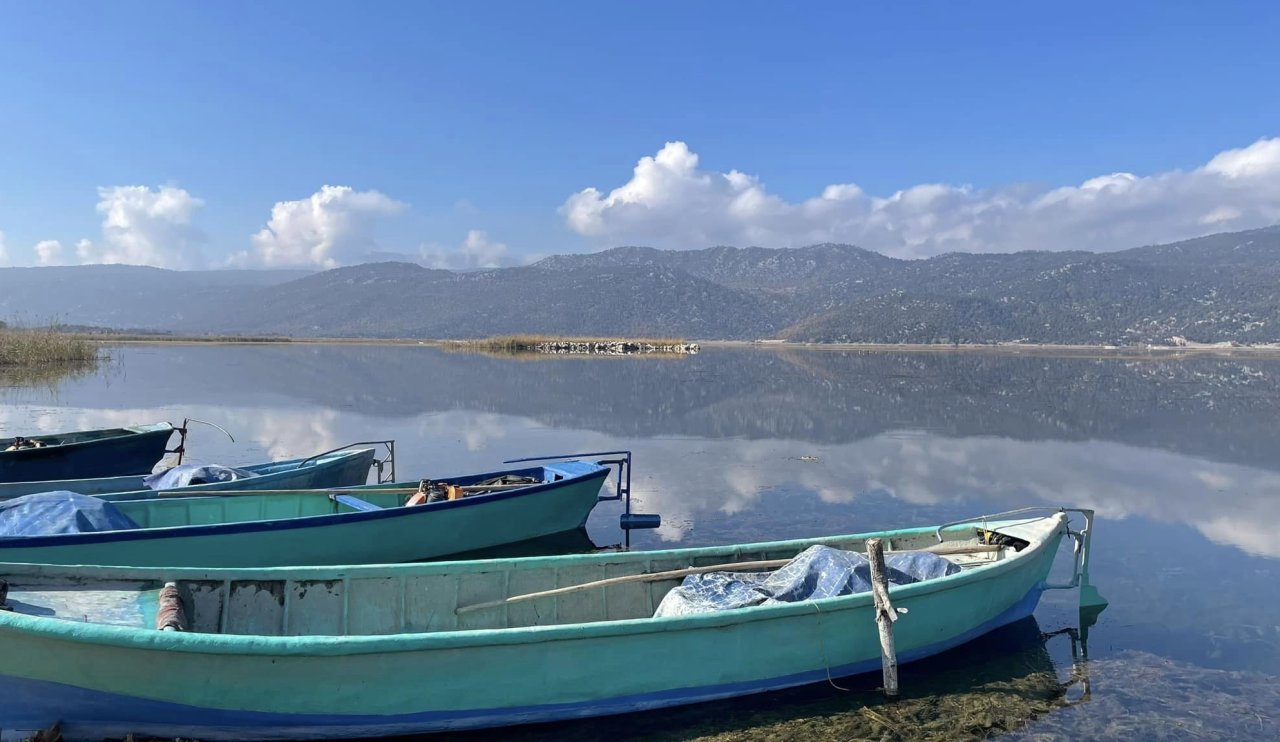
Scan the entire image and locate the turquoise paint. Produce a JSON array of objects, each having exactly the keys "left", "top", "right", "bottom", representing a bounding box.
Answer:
[
  {"left": 0, "top": 515, "right": 1071, "bottom": 739},
  {"left": 0, "top": 462, "right": 610, "bottom": 567},
  {"left": 0, "top": 448, "right": 376, "bottom": 501}
]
